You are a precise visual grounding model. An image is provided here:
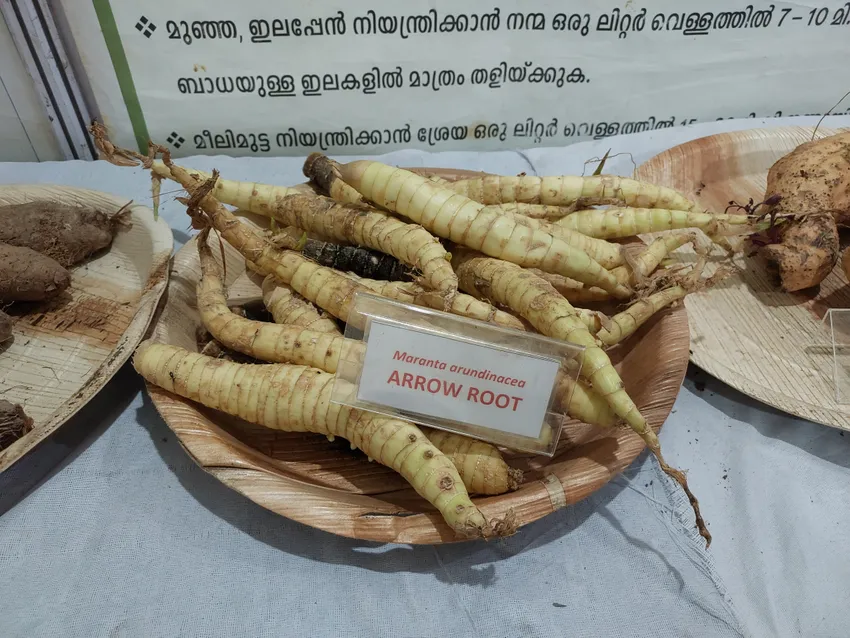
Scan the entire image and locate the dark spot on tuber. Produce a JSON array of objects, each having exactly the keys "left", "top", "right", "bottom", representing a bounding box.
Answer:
[{"left": 423, "top": 449, "right": 434, "bottom": 459}]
